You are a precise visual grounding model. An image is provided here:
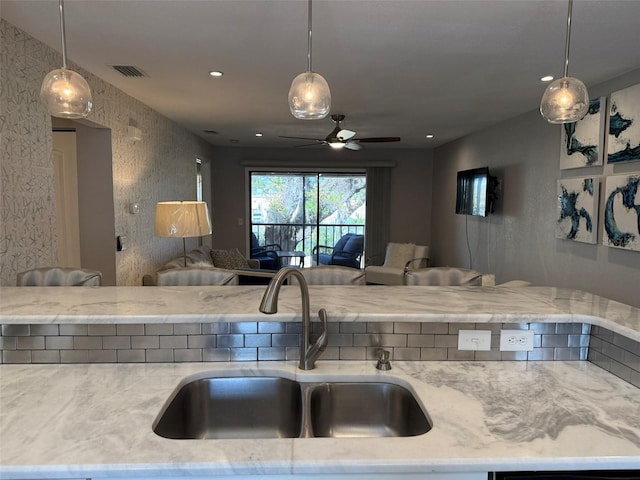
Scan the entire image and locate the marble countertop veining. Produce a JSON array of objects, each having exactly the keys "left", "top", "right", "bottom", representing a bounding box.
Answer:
[
  {"left": 0, "top": 360, "right": 639, "bottom": 478},
  {"left": 1, "top": 286, "right": 639, "bottom": 342}
]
